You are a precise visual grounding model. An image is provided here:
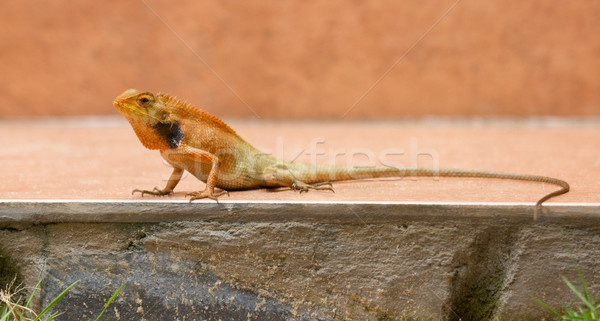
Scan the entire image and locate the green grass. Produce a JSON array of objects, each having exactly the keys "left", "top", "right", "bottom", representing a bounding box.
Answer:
[
  {"left": 0, "top": 278, "right": 124, "bottom": 321},
  {"left": 531, "top": 267, "right": 599, "bottom": 321}
]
